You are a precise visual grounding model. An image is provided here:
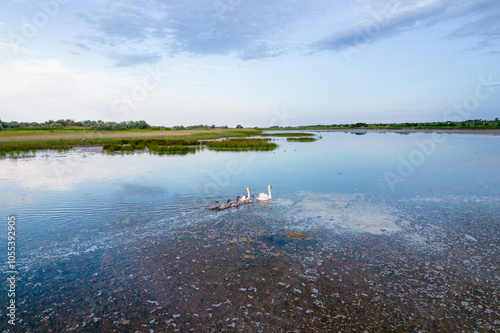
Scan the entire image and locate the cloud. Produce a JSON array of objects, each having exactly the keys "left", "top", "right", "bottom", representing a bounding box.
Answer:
[
  {"left": 61, "top": 40, "right": 92, "bottom": 51},
  {"left": 445, "top": 9, "right": 500, "bottom": 51},
  {"left": 76, "top": 0, "right": 319, "bottom": 64},
  {"left": 312, "top": 0, "right": 500, "bottom": 52},
  {"left": 110, "top": 52, "right": 162, "bottom": 67}
]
